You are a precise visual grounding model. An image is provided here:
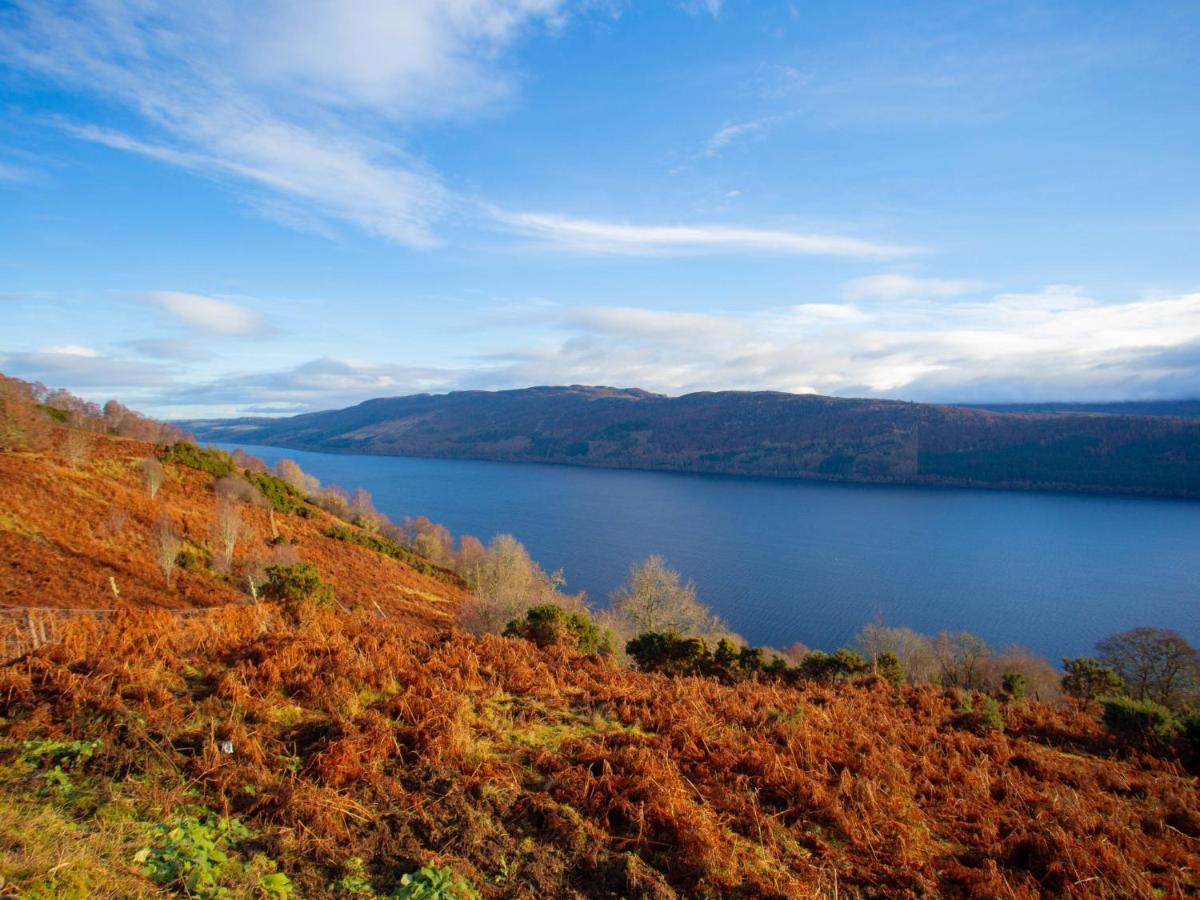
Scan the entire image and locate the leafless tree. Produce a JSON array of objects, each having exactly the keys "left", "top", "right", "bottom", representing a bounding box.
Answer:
[
  {"left": 213, "top": 498, "right": 242, "bottom": 572},
  {"left": 1098, "top": 627, "right": 1200, "bottom": 710},
  {"left": 607, "top": 555, "right": 724, "bottom": 639},
  {"left": 274, "top": 458, "right": 319, "bottom": 495},
  {"left": 152, "top": 516, "right": 182, "bottom": 590},
  {"left": 403, "top": 515, "right": 453, "bottom": 564},
  {"left": 60, "top": 428, "right": 90, "bottom": 469},
  {"left": 455, "top": 534, "right": 486, "bottom": 572},
  {"left": 933, "top": 631, "right": 992, "bottom": 690},
  {"left": 855, "top": 621, "right": 940, "bottom": 684},
  {"left": 139, "top": 457, "right": 164, "bottom": 498},
  {"left": 457, "top": 533, "right": 582, "bottom": 635}
]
